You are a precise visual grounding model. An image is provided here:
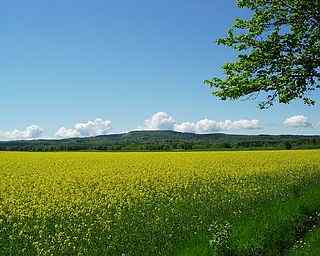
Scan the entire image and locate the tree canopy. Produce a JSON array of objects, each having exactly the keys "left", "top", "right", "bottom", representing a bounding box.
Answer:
[{"left": 205, "top": 0, "right": 320, "bottom": 108}]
